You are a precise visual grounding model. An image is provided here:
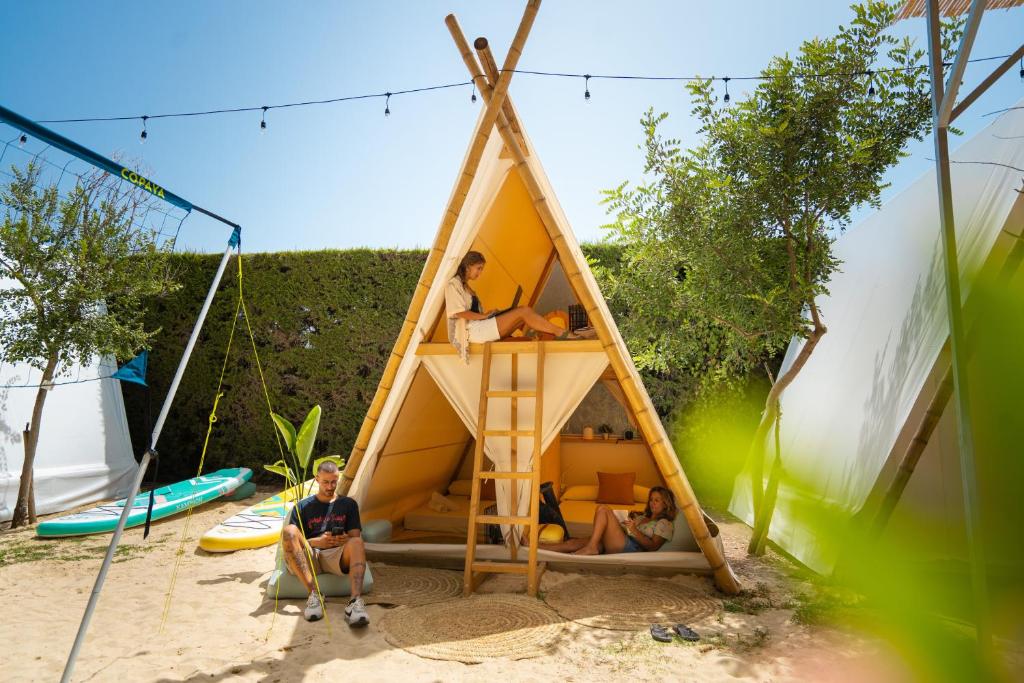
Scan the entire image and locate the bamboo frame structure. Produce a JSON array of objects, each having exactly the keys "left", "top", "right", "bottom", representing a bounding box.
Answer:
[
  {"left": 339, "top": 0, "right": 541, "bottom": 496},
  {"left": 341, "top": 0, "right": 739, "bottom": 594},
  {"left": 452, "top": 24, "right": 740, "bottom": 594}
]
